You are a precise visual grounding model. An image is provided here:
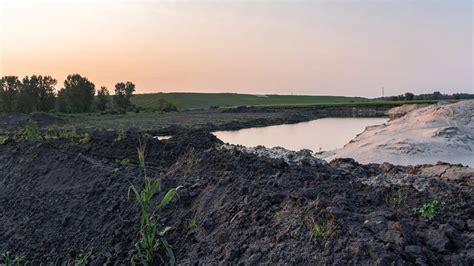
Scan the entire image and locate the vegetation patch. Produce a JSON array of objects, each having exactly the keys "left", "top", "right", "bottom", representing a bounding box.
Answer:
[
  {"left": 309, "top": 217, "right": 336, "bottom": 240},
  {"left": 413, "top": 199, "right": 440, "bottom": 220}
]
